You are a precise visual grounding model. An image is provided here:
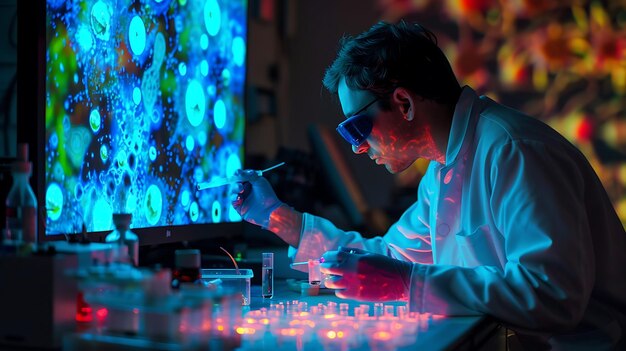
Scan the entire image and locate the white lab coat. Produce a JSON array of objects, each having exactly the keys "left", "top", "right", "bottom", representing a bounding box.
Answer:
[{"left": 290, "top": 87, "right": 626, "bottom": 350}]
